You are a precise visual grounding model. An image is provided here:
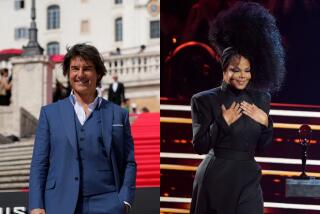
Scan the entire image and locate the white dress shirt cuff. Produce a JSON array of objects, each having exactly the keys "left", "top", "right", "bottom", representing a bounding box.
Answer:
[{"left": 124, "top": 201, "right": 131, "bottom": 208}]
